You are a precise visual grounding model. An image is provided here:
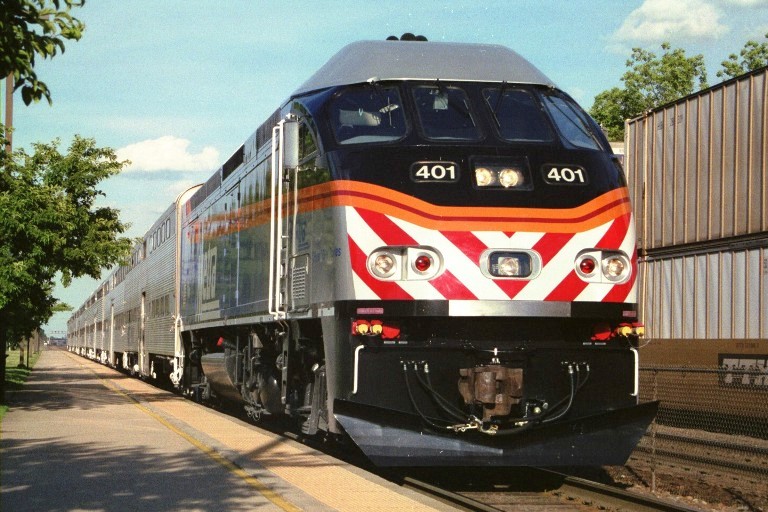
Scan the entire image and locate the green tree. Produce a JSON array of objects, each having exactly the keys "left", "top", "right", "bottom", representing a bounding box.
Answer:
[
  {"left": 590, "top": 43, "right": 707, "bottom": 140},
  {"left": 590, "top": 87, "right": 644, "bottom": 141},
  {"left": 717, "top": 33, "right": 768, "bottom": 80},
  {"left": 0, "top": 0, "right": 85, "bottom": 105},
  {"left": 0, "top": 135, "right": 132, "bottom": 400}
]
